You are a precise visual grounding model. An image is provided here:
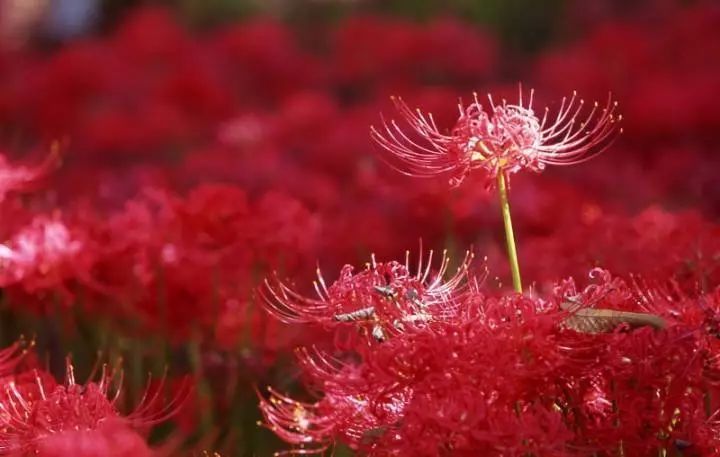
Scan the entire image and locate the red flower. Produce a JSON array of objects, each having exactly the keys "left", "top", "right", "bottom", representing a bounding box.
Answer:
[
  {"left": 258, "top": 387, "right": 341, "bottom": 455},
  {"left": 261, "top": 263, "right": 720, "bottom": 455},
  {"left": 261, "top": 248, "right": 477, "bottom": 342},
  {"left": 0, "top": 360, "right": 185, "bottom": 456},
  {"left": 0, "top": 212, "right": 95, "bottom": 306},
  {"left": 372, "top": 89, "right": 621, "bottom": 187}
]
